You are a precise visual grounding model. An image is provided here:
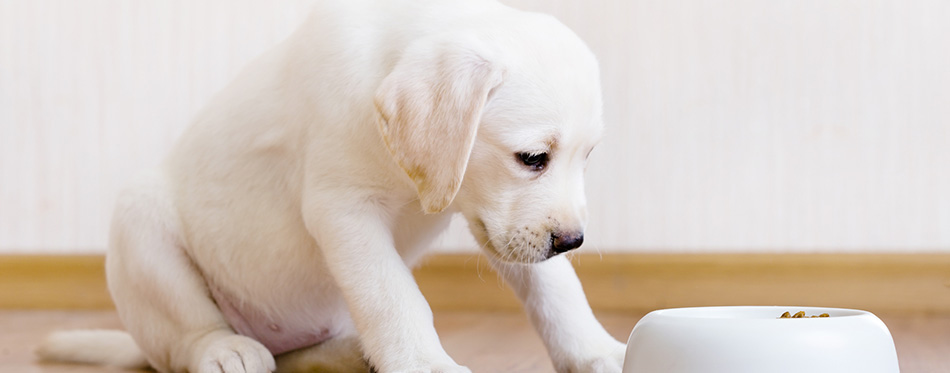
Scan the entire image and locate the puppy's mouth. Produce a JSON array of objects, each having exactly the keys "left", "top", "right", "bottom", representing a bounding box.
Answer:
[
  {"left": 472, "top": 218, "right": 503, "bottom": 259},
  {"left": 473, "top": 218, "right": 550, "bottom": 264}
]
